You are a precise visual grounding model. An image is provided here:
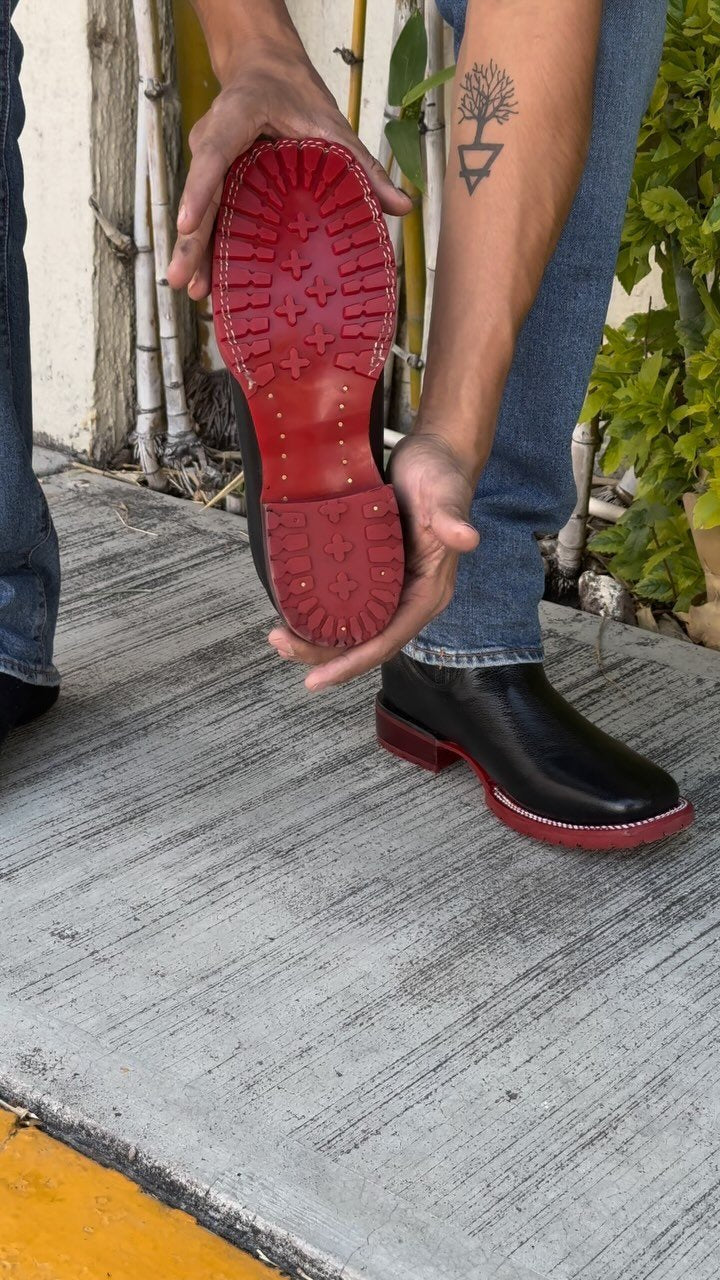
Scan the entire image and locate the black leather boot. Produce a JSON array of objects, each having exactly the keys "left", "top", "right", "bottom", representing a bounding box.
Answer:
[
  {"left": 0, "top": 674, "right": 58, "bottom": 753},
  {"left": 377, "top": 654, "right": 693, "bottom": 850}
]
